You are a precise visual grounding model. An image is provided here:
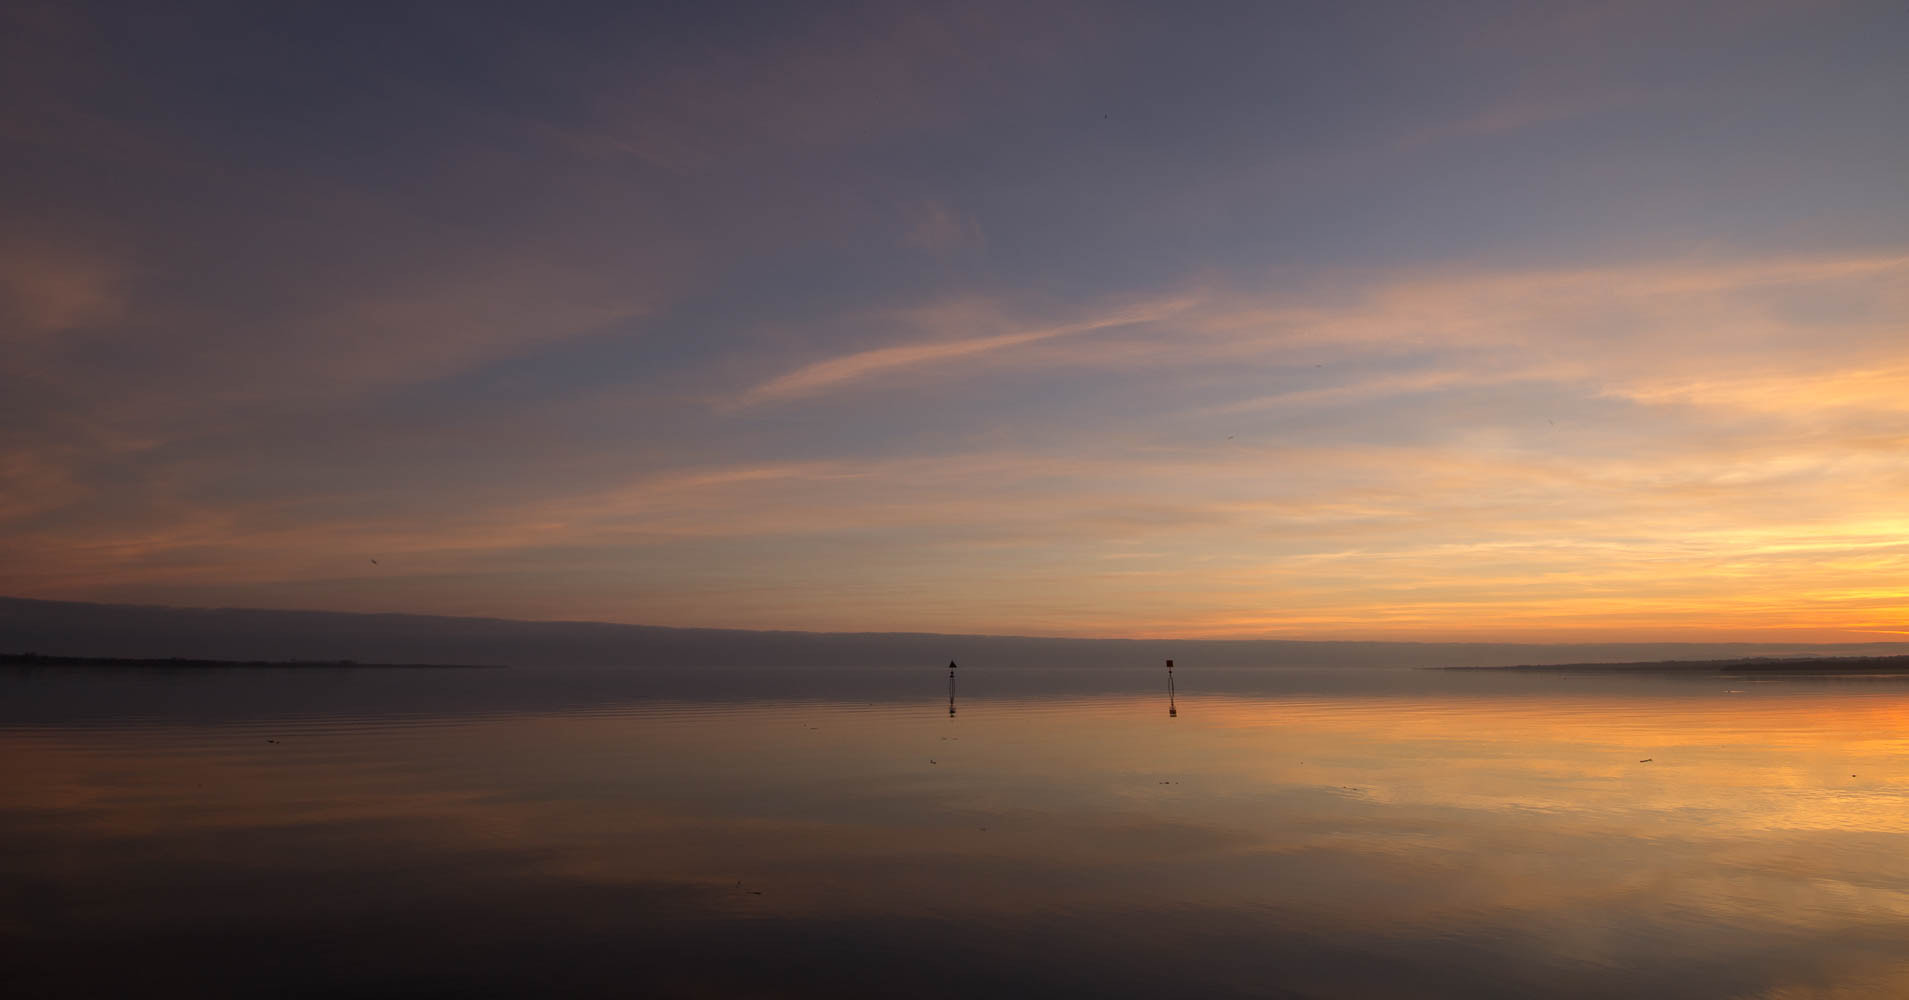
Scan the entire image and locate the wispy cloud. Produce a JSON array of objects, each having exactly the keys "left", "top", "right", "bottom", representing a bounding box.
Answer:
[
  {"left": 1607, "top": 365, "right": 1909, "bottom": 414},
  {"left": 1198, "top": 364, "right": 1592, "bottom": 416},
  {"left": 0, "top": 244, "right": 125, "bottom": 337},
  {"left": 902, "top": 200, "right": 984, "bottom": 253},
  {"left": 733, "top": 297, "right": 1194, "bottom": 406},
  {"left": 1397, "top": 90, "right": 1639, "bottom": 149}
]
